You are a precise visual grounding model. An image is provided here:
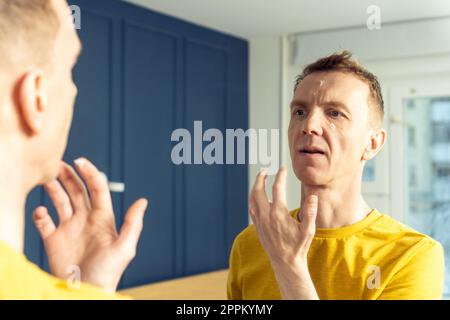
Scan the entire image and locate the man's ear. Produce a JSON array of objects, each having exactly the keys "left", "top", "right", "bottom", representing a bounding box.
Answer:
[
  {"left": 16, "top": 71, "right": 48, "bottom": 135},
  {"left": 362, "top": 129, "right": 387, "bottom": 161}
]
